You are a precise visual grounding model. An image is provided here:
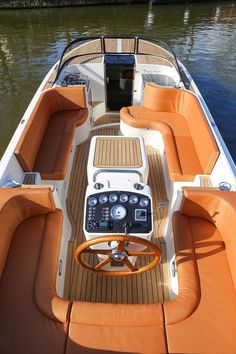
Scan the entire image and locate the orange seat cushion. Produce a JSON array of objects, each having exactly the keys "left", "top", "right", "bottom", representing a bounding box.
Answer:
[
  {"left": 15, "top": 86, "right": 88, "bottom": 180},
  {"left": 120, "top": 84, "right": 219, "bottom": 181},
  {"left": 0, "top": 188, "right": 55, "bottom": 280},
  {"left": 164, "top": 189, "right": 236, "bottom": 353},
  {"left": 34, "top": 109, "right": 87, "bottom": 180},
  {"left": 0, "top": 210, "right": 69, "bottom": 354},
  {"left": 181, "top": 188, "right": 236, "bottom": 290},
  {"left": 66, "top": 301, "right": 167, "bottom": 354},
  {"left": 165, "top": 213, "right": 236, "bottom": 353},
  {"left": 122, "top": 105, "right": 202, "bottom": 181}
]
